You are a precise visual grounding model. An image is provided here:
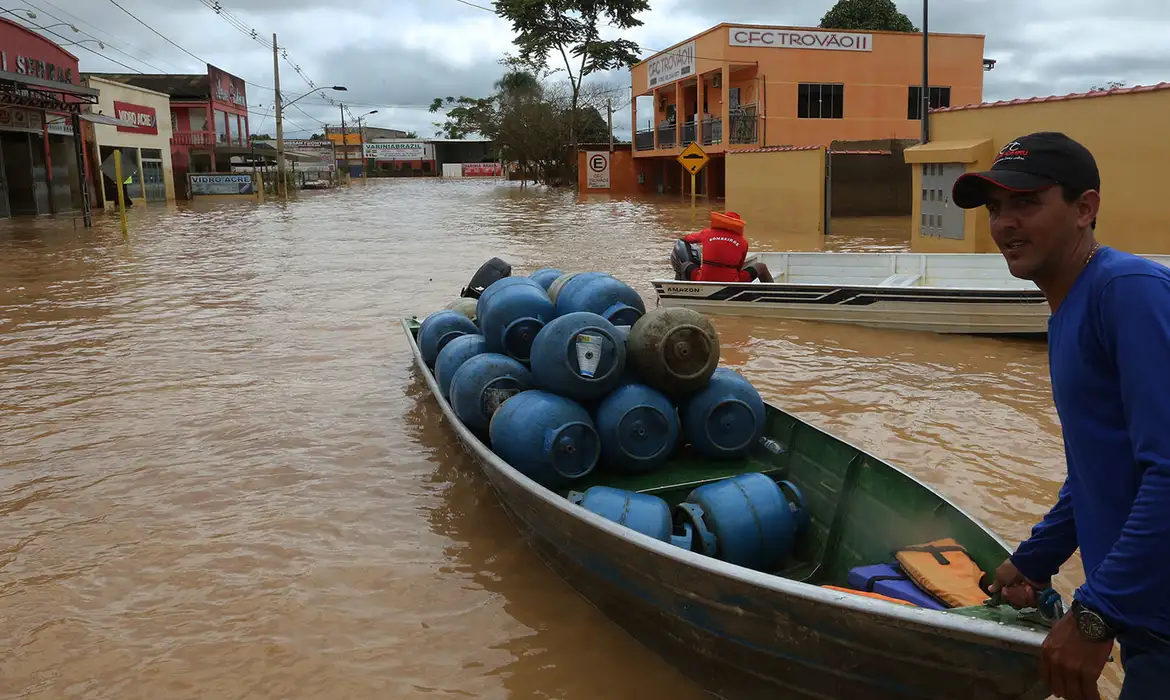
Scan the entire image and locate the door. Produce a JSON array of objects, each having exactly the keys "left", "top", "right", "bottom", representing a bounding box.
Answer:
[
  {"left": 29, "top": 133, "right": 49, "bottom": 214},
  {"left": 142, "top": 159, "right": 166, "bottom": 202},
  {"left": 1, "top": 131, "right": 36, "bottom": 215}
]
